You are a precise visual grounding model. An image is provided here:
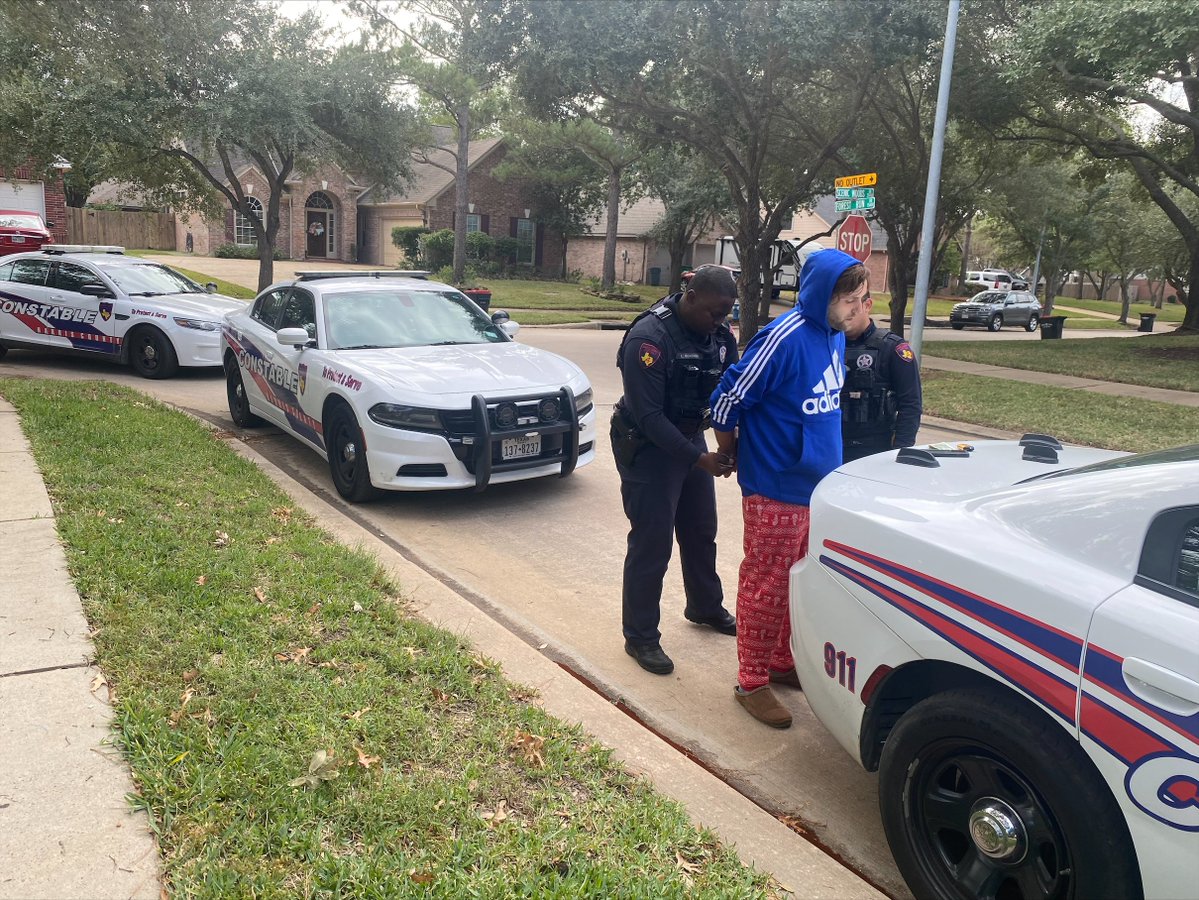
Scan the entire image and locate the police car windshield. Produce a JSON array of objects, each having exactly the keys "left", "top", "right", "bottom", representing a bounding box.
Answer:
[
  {"left": 324, "top": 289, "right": 506, "bottom": 350},
  {"left": 97, "top": 262, "right": 203, "bottom": 296},
  {"left": 1019, "top": 443, "right": 1199, "bottom": 484}
]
